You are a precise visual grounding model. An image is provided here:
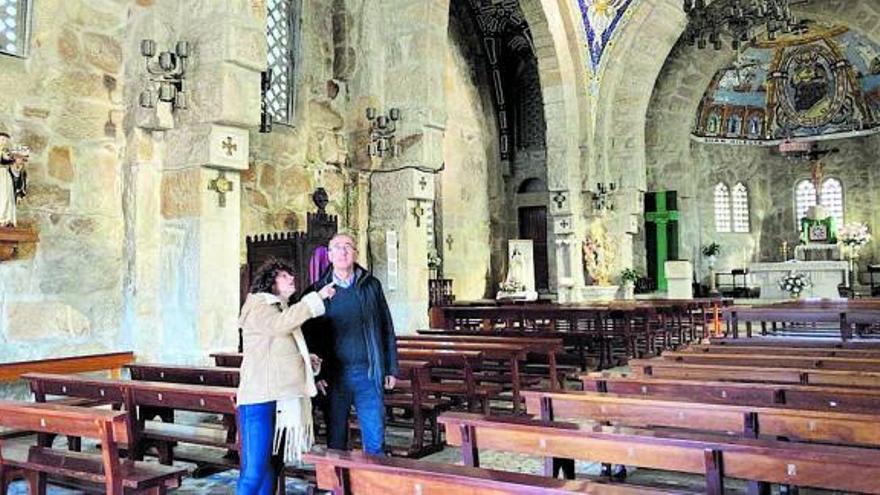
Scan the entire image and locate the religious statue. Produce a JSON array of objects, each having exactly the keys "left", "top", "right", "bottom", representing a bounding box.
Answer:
[
  {"left": 497, "top": 240, "right": 538, "bottom": 301},
  {"left": 0, "top": 134, "right": 29, "bottom": 228},
  {"left": 583, "top": 217, "right": 616, "bottom": 286}
]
